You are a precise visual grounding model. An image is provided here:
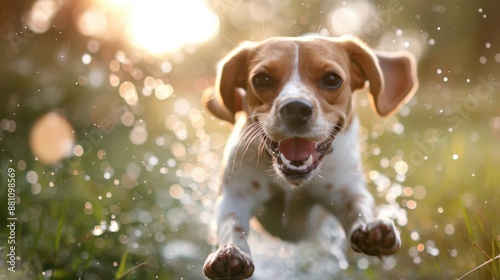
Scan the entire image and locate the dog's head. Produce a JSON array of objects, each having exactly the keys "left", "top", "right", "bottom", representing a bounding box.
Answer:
[{"left": 205, "top": 36, "right": 418, "bottom": 186}]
